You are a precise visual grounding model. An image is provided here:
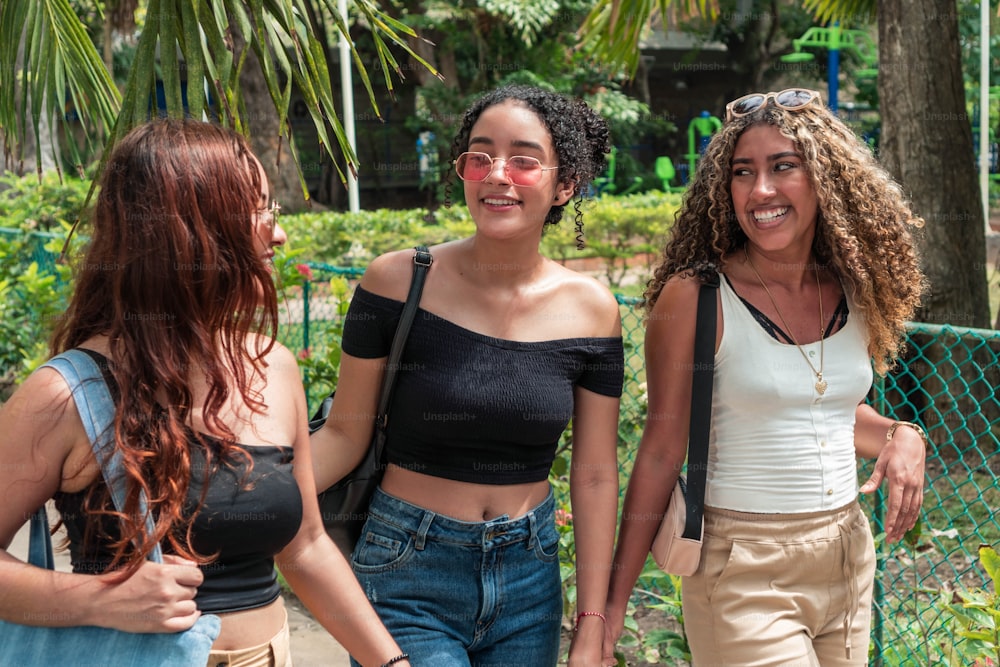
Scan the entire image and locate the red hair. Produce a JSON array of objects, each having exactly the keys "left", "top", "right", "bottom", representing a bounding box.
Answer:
[{"left": 51, "top": 120, "right": 278, "bottom": 573}]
